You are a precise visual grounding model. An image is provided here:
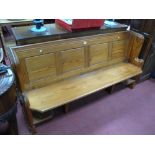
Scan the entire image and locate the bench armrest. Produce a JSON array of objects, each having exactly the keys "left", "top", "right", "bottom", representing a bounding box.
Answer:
[
  {"left": 128, "top": 31, "right": 144, "bottom": 68},
  {"left": 134, "top": 57, "right": 144, "bottom": 68}
]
